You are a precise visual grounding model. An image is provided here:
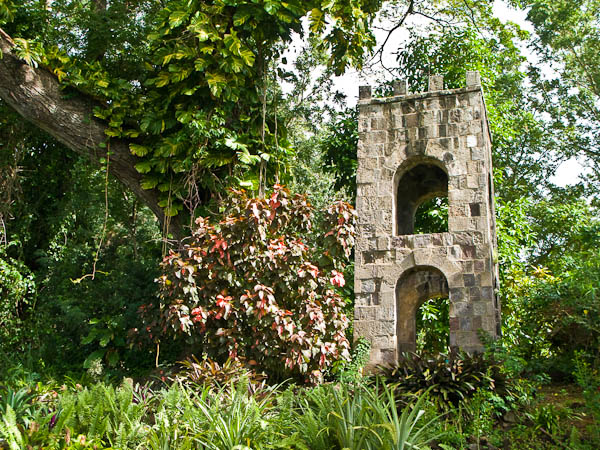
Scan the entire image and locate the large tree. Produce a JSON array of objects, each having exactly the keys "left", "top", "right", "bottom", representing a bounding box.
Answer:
[
  {"left": 0, "top": 0, "right": 381, "bottom": 239},
  {"left": 516, "top": 0, "right": 600, "bottom": 198}
]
